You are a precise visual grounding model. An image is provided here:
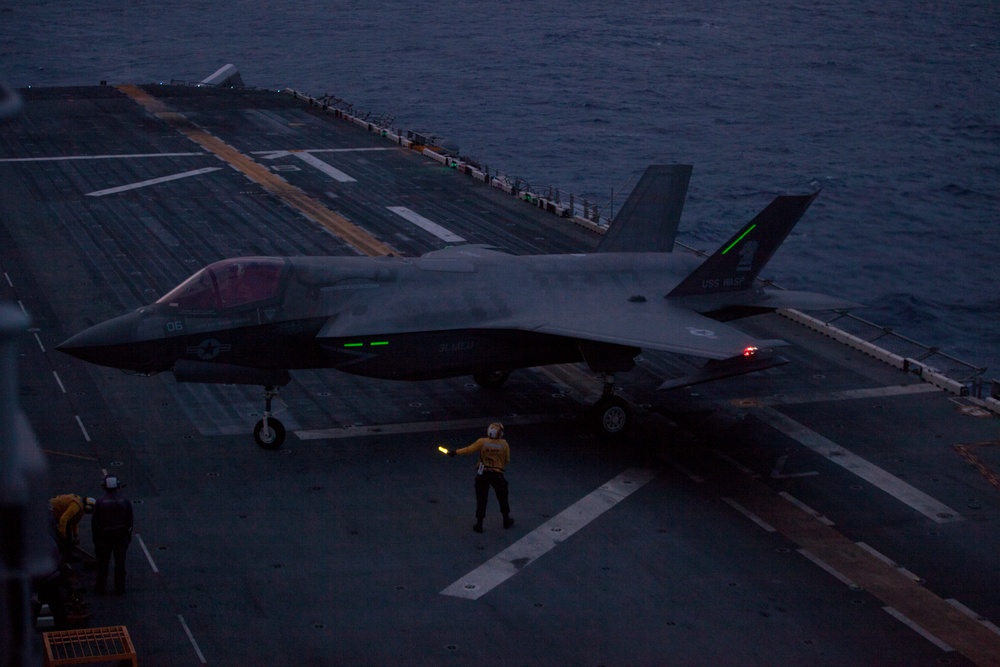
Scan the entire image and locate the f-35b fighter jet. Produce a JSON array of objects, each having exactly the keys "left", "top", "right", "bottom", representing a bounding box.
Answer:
[{"left": 59, "top": 165, "right": 857, "bottom": 448}]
